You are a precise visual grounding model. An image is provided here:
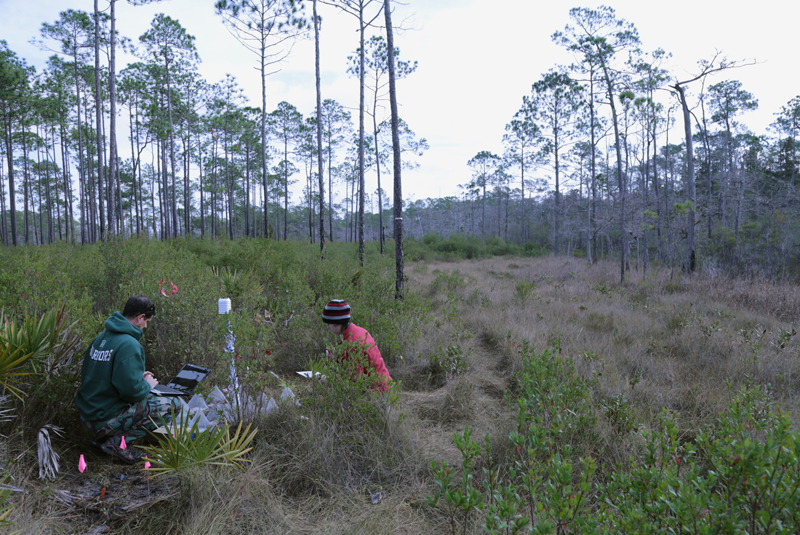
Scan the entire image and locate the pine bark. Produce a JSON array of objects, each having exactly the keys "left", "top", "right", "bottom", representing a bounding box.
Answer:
[
  {"left": 93, "top": 0, "right": 106, "bottom": 238},
  {"left": 4, "top": 115, "right": 18, "bottom": 245},
  {"left": 384, "top": 0, "right": 404, "bottom": 297},
  {"left": 314, "top": 0, "right": 326, "bottom": 257}
]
